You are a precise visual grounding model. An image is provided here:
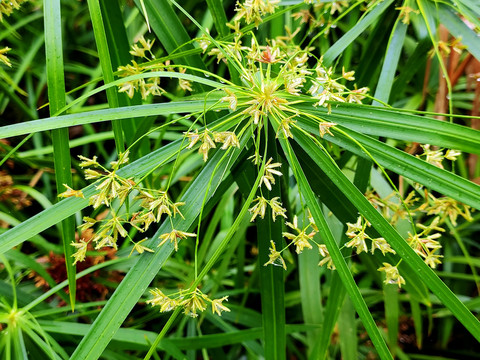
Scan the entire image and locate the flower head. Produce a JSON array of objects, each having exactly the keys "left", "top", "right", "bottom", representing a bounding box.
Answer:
[
  {"left": 211, "top": 296, "right": 231, "bottom": 316},
  {"left": 158, "top": 229, "right": 196, "bottom": 251},
  {"left": 129, "top": 238, "right": 155, "bottom": 257},
  {"left": 0, "top": 47, "right": 12, "bottom": 67},
  {"left": 221, "top": 88, "right": 238, "bottom": 111},
  {"left": 269, "top": 197, "right": 287, "bottom": 221},
  {"left": 214, "top": 131, "right": 240, "bottom": 149},
  {"left": 318, "top": 122, "right": 336, "bottom": 138},
  {"left": 249, "top": 196, "right": 269, "bottom": 221},
  {"left": 130, "top": 36, "right": 155, "bottom": 58},
  {"left": 378, "top": 263, "right": 405, "bottom": 287},
  {"left": 58, "top": 184, "right": 84, "bottom": 199},
  {"left": 371, "top": 237, "right": 396, "bottom": 256},
  {"left": 444, "top": 149, "right": 461, "bottom": 161},
  {"left": 345, "top": 216, "right": 369, "bottom": 254},
  {"left": 146, "top": 289, "right": 179, "bottom": 313},
  {"left": 184, "top": 129, "right": 216, "bottom": 161},
  {"left": 264, "top": 240, "right": 287, "bottom": 270},
  {"left": 137, "top": 190, "right": 185, "bottom": 222},
  {"left": 345, "top": 232, "right": 368, "bottom": 254},
  {"left": 420, "top": 193, "right": 472, "bottom": 226},
  {"left": 418, "top": 144, "right": 444, "bottom": 168},
  {"left": 346, "top": 217, "right": 363, "bottom": 237},
  {"left": 276, "top": 116, "right": 296, "bottom": 139},
  {"left": 78, "top": 155, "right": 99, "bottom": 168},
  {"left": 318, "top": 244, "right": 335, "bottom": 270},
  {"left": 71, "top": 239, "right": 89, "bottom": 265},
  {"left": 260, "top": 158, "right": 283, "bottom": 191},
  {"left": 234, "top": 0, "right": 280, "bottom": 27},
  {"left": 422, "top": 249, "right": 443, "bottom": 269},
  {"left": 180, "top": 290, "right": 207, "bottom": 318},
  {"left": 283, "top": 215, "right": 316, "bottom": 254}
]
